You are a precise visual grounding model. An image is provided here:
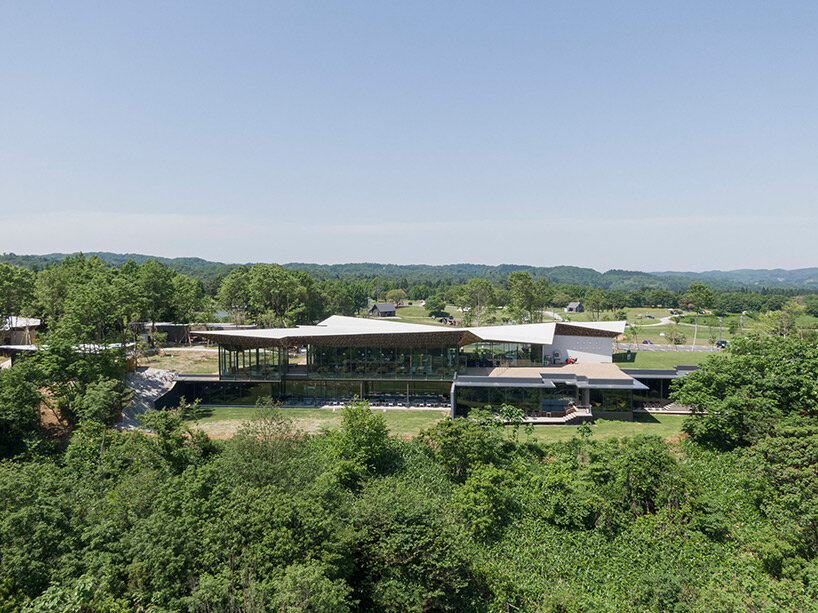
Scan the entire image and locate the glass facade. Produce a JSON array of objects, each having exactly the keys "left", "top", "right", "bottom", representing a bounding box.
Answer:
[
  {"left": 218, "top": 346, "right": 283, "bottom": 380},
  {"left": 454, "top": 384, "right": 577, "bottom": 418},
  {"left": 168, "top": 378, "right": 450, "bottom": 407},
  {"left": 218, "top": 341, "right": 552, "bottom": 381},
  {"left": 589, "top": 389, "right": 632, "bottom": 411},
  {"left": 460, "top": 342, "right": 543, "bottom": 368},
  {"left": 306, "top": 345, "right": 459, "bottom": 380},
  {"left": 632, "top": 378, "right": 667, "bottom": 403}
]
